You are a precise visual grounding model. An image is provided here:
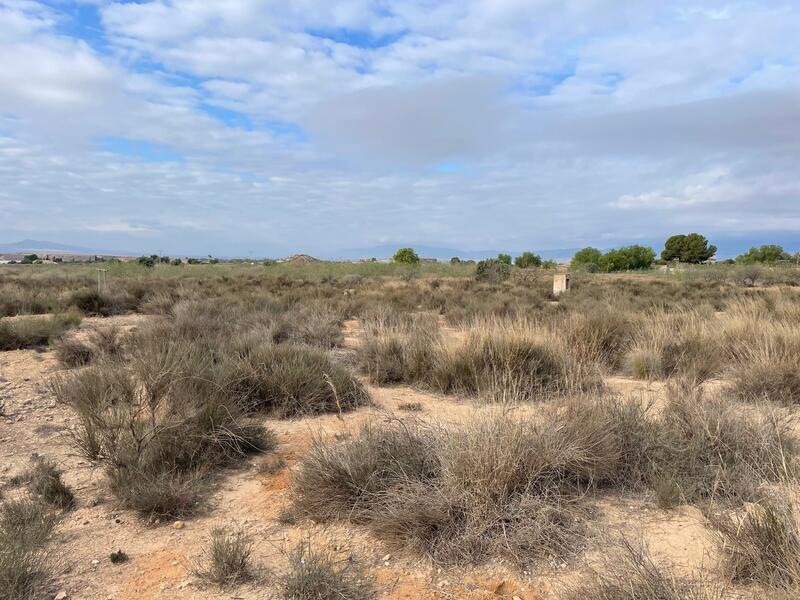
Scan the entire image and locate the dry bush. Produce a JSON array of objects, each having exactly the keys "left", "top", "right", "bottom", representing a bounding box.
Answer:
[
  {"left": 196, "top": 524, "right": 255, "bottom": 586},
  {"left": 52, "top": 336, "right": 94, "bottom": 368},
  {"left": 562, "top": 538, "right": 719, "bottom": 600},
  {"left": 294, "top": 401, "right": 650, "bottom": 566},
  {"left": 723, "top": 317, "right": 800, "bottom": 405},
  {"left": 51, "top": 355, "right": 274, "bottom": 518},
  {"left": 431, "top": 319, "right": 602, "bottom": 402},
  {"left": 558, "top": 306, "right": 634, "bottom": 371},
  {"left": 0, "top": 499, "right": 57, "bottom": 600},
  {"left": 53, "top": 326, "right": 125, "bottom": 369},
  {"left": 712, "top": 501, "right": 800, "bottom": 589},
  {"left": 650, "top": 383, "right": 797, "bottom": 505},
  {"left": 68, "top": 289, "right": 137, "bottom": 316},
  {"left": 0, "top": 312, "right": 82, "bottom": 351},
  {"left": 624, "top": 311, "right": 722, "bottom": 381},
  {"left": 357, "top": 313, "right": 439, "bottom": 385},
  {"left": 21, "top": 456, "right": 75, "bottom": 511},
  {"left": 281, "top": 541, "right": 375, "bottom": 600},
  {"left": 294, "top": 388, "right": 799, "bottom": 566},
  {"left": 229, "top": 344, "right": 369, "bottom": 417}
]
